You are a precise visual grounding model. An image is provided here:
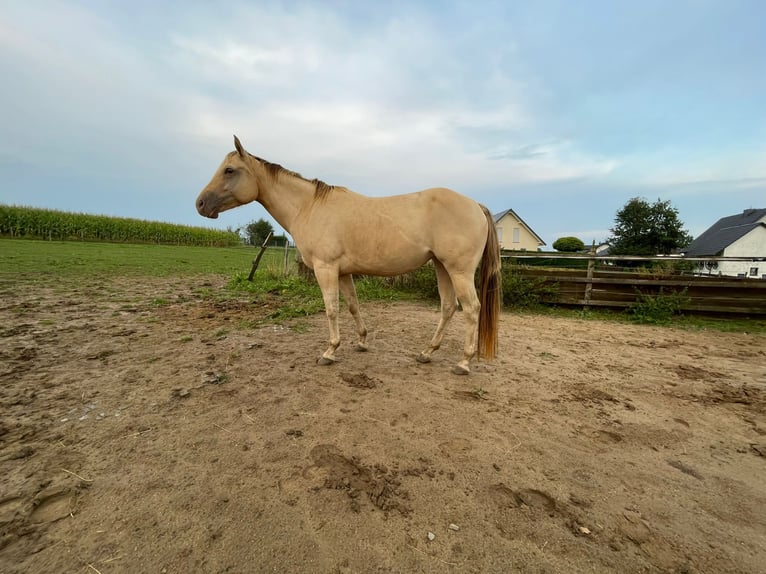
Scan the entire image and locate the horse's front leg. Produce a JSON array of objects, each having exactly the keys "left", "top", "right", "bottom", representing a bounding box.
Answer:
[
  {"left": 339, "top": 274, "right": 368, "bottom": 351},
  {"left": 314, "top": 265, "right": 341, "bottom": 365}
]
